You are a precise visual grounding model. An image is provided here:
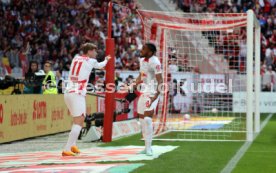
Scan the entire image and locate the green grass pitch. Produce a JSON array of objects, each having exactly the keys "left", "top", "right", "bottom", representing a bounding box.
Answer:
[{"left": 100, "top": 114, "right": 275, "bottom": 173}]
